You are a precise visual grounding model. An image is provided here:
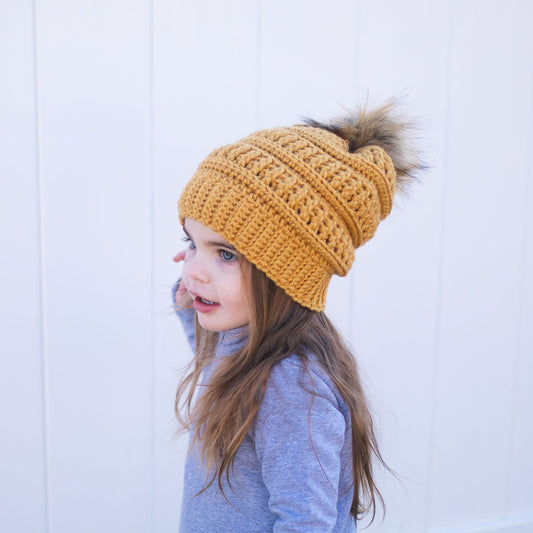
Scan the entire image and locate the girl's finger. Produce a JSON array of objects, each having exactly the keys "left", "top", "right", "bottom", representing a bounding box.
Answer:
[
  {"left": 174, "top": 278, "right": 193, "bottom": 310},
  {"left": 173, "top": 250, "right": 187, "bottom": 262}
]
